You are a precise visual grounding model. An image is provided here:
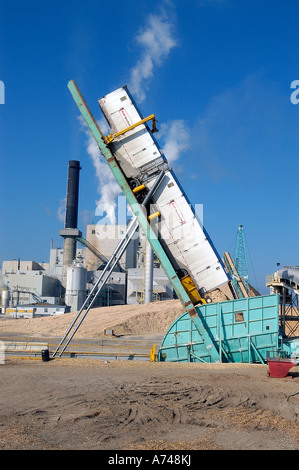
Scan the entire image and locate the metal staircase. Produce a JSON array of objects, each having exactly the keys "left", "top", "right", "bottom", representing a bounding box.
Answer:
[{"left": 76, "top": 236, "right": 108, "bottom": 265}]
